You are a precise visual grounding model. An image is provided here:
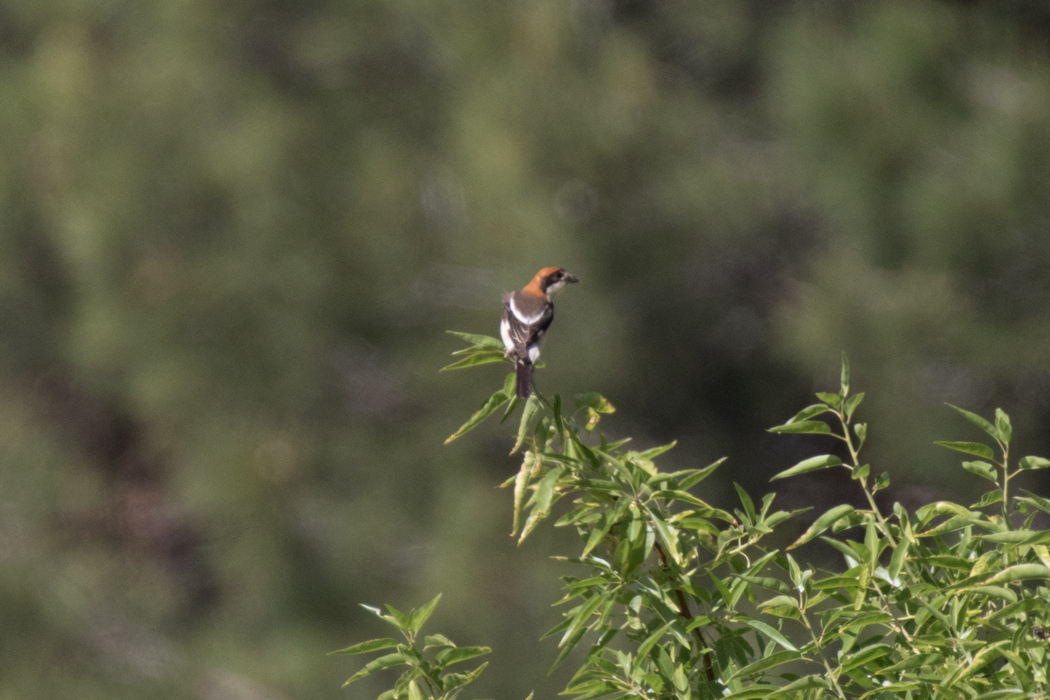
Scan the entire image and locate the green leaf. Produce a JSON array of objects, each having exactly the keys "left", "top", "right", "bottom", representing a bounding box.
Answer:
[
  {"left": 778, "top": 675, "right": 831, "bottom": 693},
  {"left": 934, "top": 441, "right": 995, "bottom": 460},
  {"left": 725, "top": 649, "right": 803, "bottom": 682},
  {"left": 757, "top": 594, "right": 799, "bottom": 610},
  {"left": 965, "top": 585, "right": 1017, "bottom": 603},
  {"left": 721, "top": 687, "right": 780, "bottom": 700},
  {"left": 769, "top": 420, "right": 832, "bottom": 435},
  {"left": 839, "top": 643, "right": 892, "bottom": 673},
  {"left": 575, "top": 392, "right": 616, "bottom": 414},
  {"left": 441, "top": 350, "right": 506, "bottom": 371},
  {"left": 441, "top": 661, "right": 488, "bottom": 691},
  {"left": 986, "top": 563, "right": 1050, "bottom": 584},
  {"left": 744, "top": 619, "right": 797, "bottom": 651},
  {"left": 840, "top": 351, "right": 850, "bottom": 396},
  {"left": 328, "top": 638, "right": 399, "bottom": 656},
  {"left": 973, "top": 691, "right": 1033, "bottom": 700},
  {"left": 342, "top": 652, "right": 406, "bottom": 686},
  {"left": 995, "top": 408, "right": 1012, "bottom": 445},
  {"left": 444, "top": 381, "right": 512, "bottom": 444},
  {"left": 914, "top": 501, "right": 971, "bottom": 526},
  {"left": 843, "top": 392, "right": 864, "bottom": 420},
  {"left": 961, "top": 460, "right": 997, "bottom": 482},
  {"left": 581, "top": 498, "right": 629, "bottom": 558},
  {"left": 887, "top": 539, "right": 909, "bottom": 582},
  {"left": 382, "top": 604, "right": 409, "bottom": 628},
  {"left": 638, "top": 440, "right": 676, "bottom": 460},
  {"left": 1017, "top": 490, "right": 1050, "bottom": 516},
  {"left": 677, "top": 457, "right": 727, "bottom": 490},
  {"left": 423, "top": 634, "right": 455, "bottom": 649},
  {"left": 407, "top": 593, "right": 442, "bottom": 633},
  {"left": 735, "top": 482, "right": 756, "bottom": 522},
  {"left": 510, "top": 453, "right": 533, "bottom": 537},
  {"left": 946, "top": 403, "right": 1001, "bottom": 441},
  {"left": 407, "top": 680, "right": 423, "bottom": 700},
  {"left": 770, "top": 454, "right": 843, "bottom": 481},
  {"left": 873, "top": 471, "right": 890, "bottom": 492},
  {"left": 790, "top": 504, "right": 855, "bottom": 549},
  {"left": 877, "top": 652, "right": 944, "bottom": 675},
  {"left": 816, "top": 392, "right": 842, "bottom": 409},
  {"left": 853, "top": 422, "right": 867, "bottom": 446},
  {"left": 785, "top": 403, "right": 831, "bottom": 424},
  {"left": 650, "top": 512, "right": 680, "bottom": 565},
  {"left": 1019, "top": 455, "right": 1050, "bottom": 470},
  {"left": 550, "top": 628, "right": 587, "bottom": 671},
  {"left": 636, "top": 621, "right": 675, "bottom": 660},
  {"left": 435, "top": 645, "right": 491, "bottom": 667},
  {"left": 519, "top": 466, "right": 566, "bottom": 543},
  {"left": 445, "top": 330, "right": 505, "bottom": 349},
  {"left": 510, "top": 394, "right": 540, "bottom": 454},
  {"left": 974, "top": 489, "right": 1003, "bottom": 508}
]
